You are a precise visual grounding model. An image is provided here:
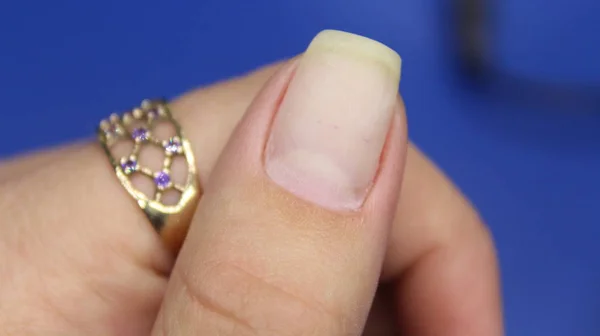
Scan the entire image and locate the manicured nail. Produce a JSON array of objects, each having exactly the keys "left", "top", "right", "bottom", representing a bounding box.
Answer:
[{"left": 265, "top": 30, "right": 402, "bottom": 210}]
